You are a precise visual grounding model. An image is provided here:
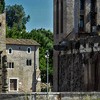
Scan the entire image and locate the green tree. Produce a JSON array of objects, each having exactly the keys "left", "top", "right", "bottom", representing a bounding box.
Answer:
[
  {"left": 6, "top": 4, "right": 30, "bottom": 30},
  {"left": 6, "top": 4, "right": 53, "bottom": 86},
  {"left": 29, "top": 29, "right": 53, "bottom": 84},
  {"left": 6, "top": 28, "right": 53, "bottom": 84},
  {"left": 0, "top": 0, "right": 5, "bottom": 13}
]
